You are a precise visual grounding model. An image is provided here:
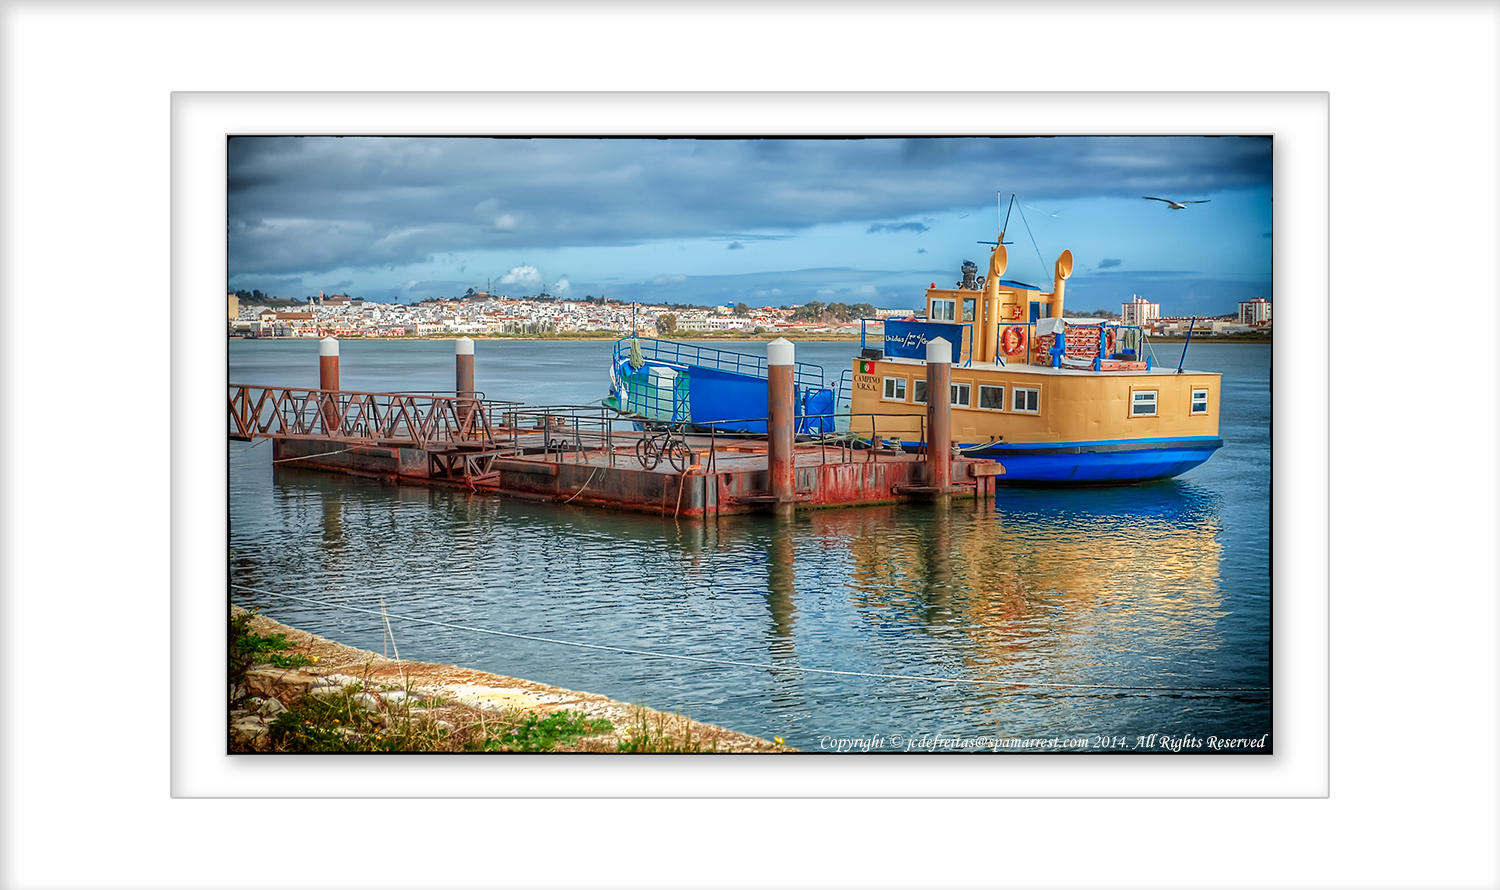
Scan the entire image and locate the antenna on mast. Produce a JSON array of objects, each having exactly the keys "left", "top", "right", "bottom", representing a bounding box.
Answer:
[{"left": 976, "top": 193, "right": 1018, "bottom": 247}]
